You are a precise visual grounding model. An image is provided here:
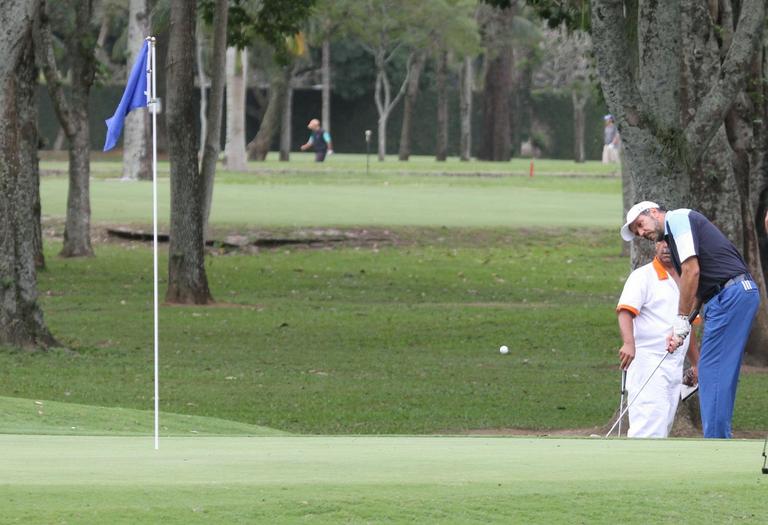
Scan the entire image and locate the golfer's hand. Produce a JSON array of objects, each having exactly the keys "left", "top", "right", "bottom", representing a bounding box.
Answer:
[
  {"left": 619, "top": 342, "right": 635, "bottom": 370},
  {"left": 673, "top": 315, "right": 691, "bottom": 340},
  {"left": 666, "top": 333, "right": 683, "bottom": 353},
  {"left": 327, "top": 149, "right": 334, "bottom": 156}
]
